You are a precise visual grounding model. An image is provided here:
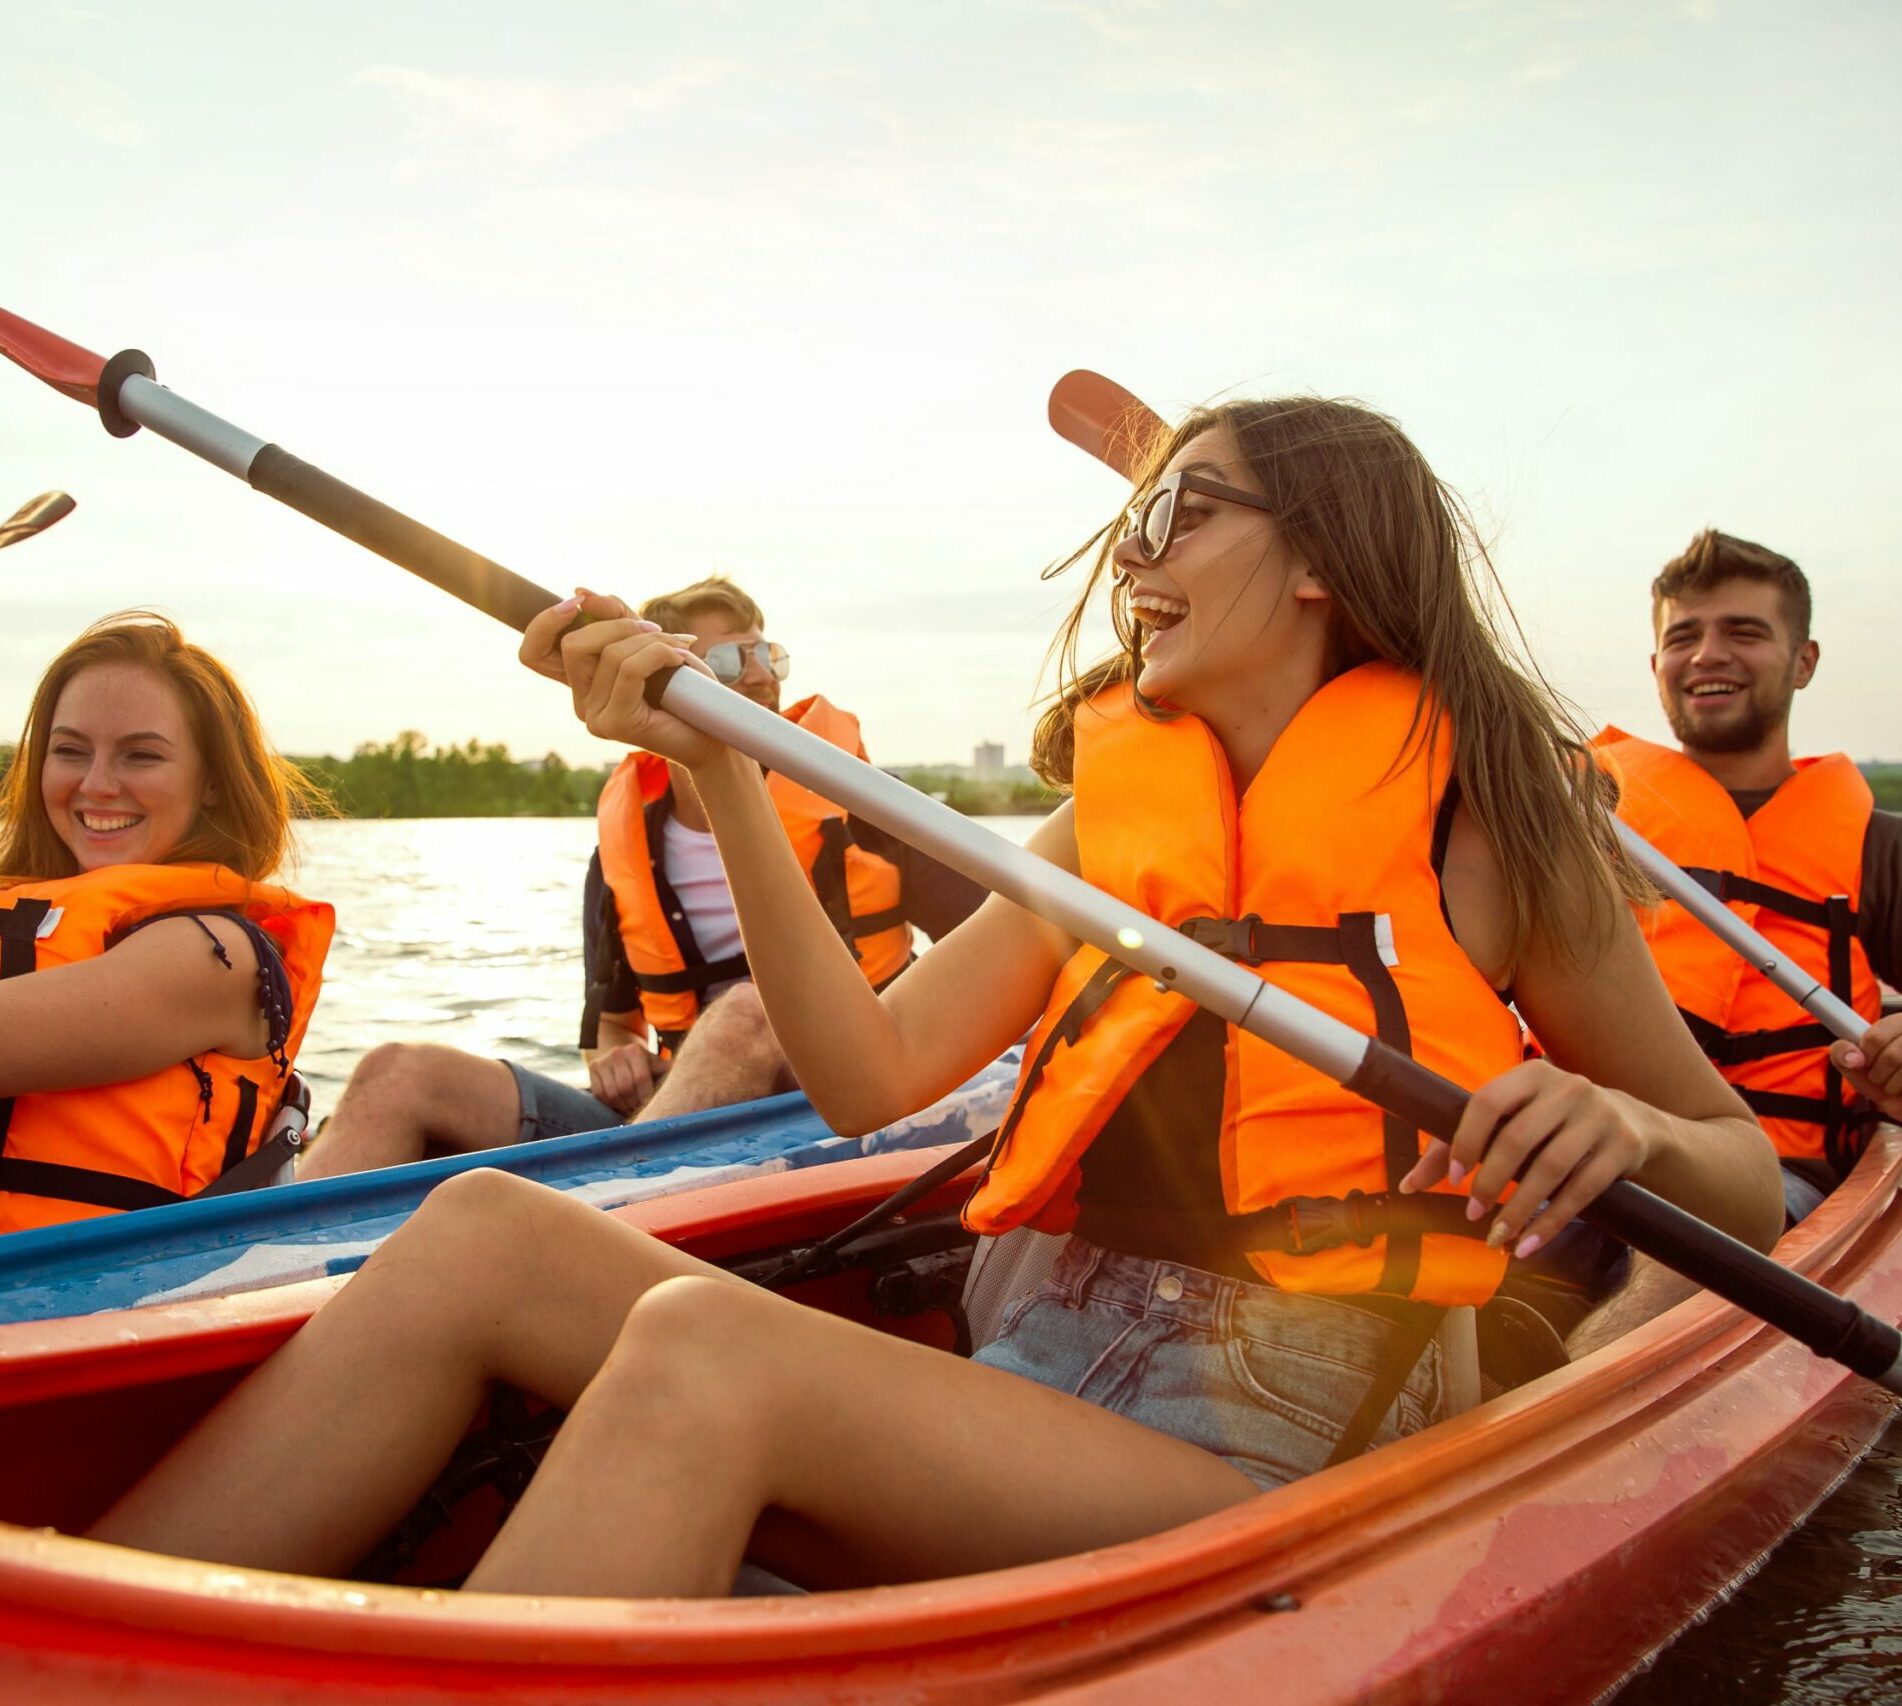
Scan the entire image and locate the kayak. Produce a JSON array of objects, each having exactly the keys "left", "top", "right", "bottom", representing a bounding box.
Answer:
[
  {"left": 1, "top": 1124, "right": 1897, "bottom": 1702},
  {"left": 0, "top": 1052, "right": 1019, "bottom": 1326}
]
